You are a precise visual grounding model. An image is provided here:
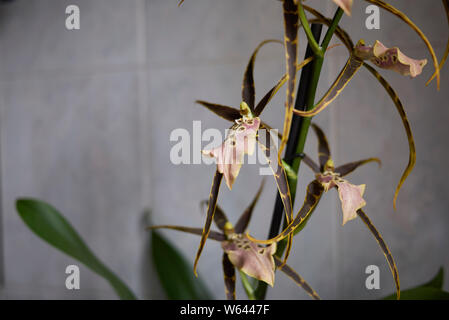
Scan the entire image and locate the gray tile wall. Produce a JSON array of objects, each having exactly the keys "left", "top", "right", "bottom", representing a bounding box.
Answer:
[{"left": 0, "top": 0, "right": 447, "bottom": 299}]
